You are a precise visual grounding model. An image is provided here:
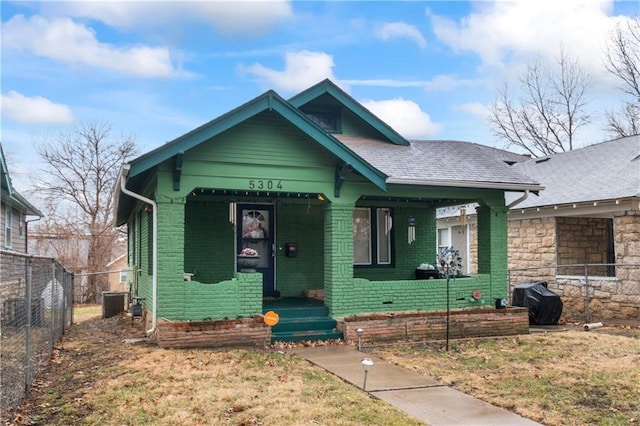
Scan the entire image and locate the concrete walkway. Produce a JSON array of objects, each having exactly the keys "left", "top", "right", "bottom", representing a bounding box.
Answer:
[{"left": 289, "top": 345, "right": 541, "bottom": 426}]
